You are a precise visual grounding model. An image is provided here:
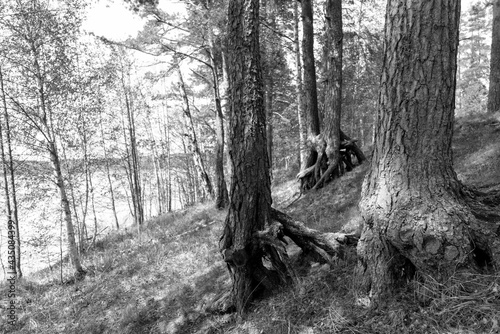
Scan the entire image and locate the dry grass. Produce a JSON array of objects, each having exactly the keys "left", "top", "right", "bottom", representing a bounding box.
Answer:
[
  {"left": 0, "top": 202, "right": 229, "bottom": 334},
  {"left": 2, "top": 116, "right": 500, "bottom": 334},
  {"left": 411, "top": 272, "right": 500, "bottom": 333}
]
